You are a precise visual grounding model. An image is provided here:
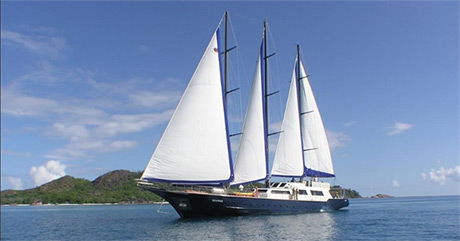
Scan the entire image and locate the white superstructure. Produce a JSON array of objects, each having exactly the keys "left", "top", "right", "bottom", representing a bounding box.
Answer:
[{"left": 257, "top": 181, "right": 333, "bottom": 202}]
